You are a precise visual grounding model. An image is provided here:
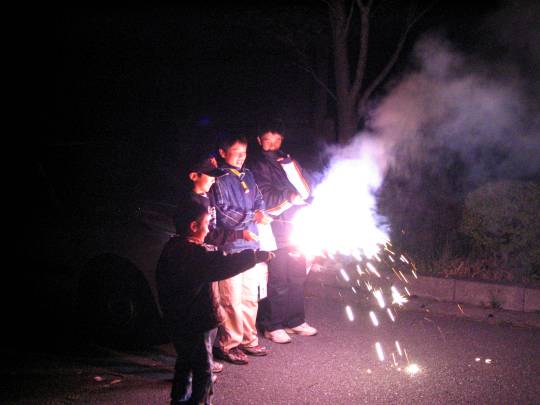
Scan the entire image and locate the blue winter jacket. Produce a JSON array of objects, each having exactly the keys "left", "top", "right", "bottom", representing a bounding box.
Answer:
[{"left": 210, "top": 164, "right": 265, "bottom": 253}]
